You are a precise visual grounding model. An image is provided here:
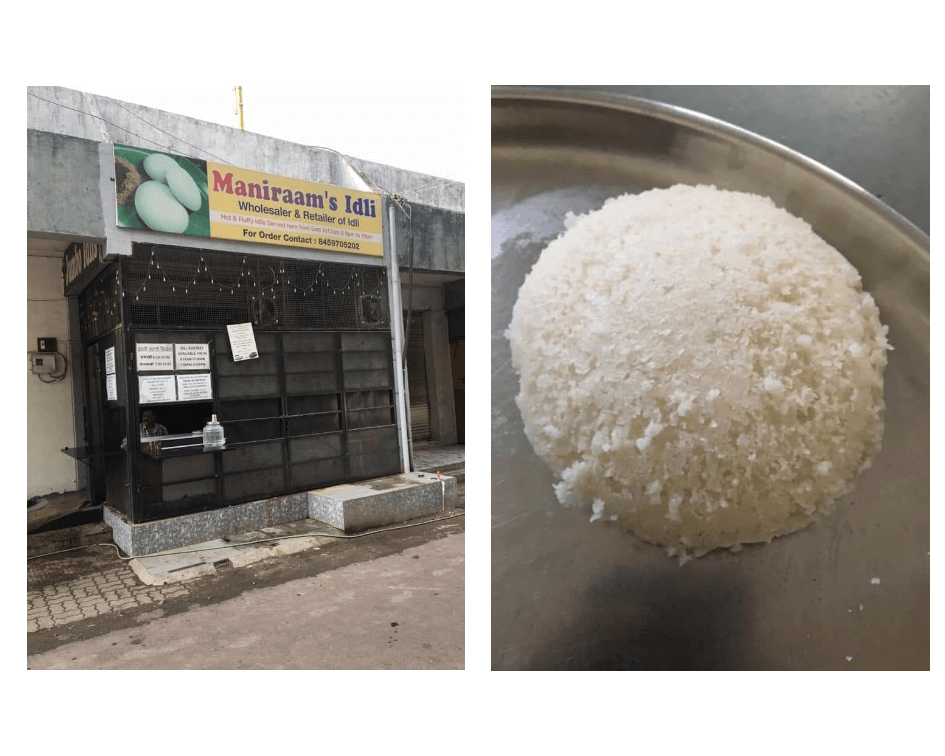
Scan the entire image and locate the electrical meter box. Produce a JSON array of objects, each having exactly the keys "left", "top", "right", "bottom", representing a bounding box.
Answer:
[{"left": 30, "top": 353, "right": 56, "bottom": 375}]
